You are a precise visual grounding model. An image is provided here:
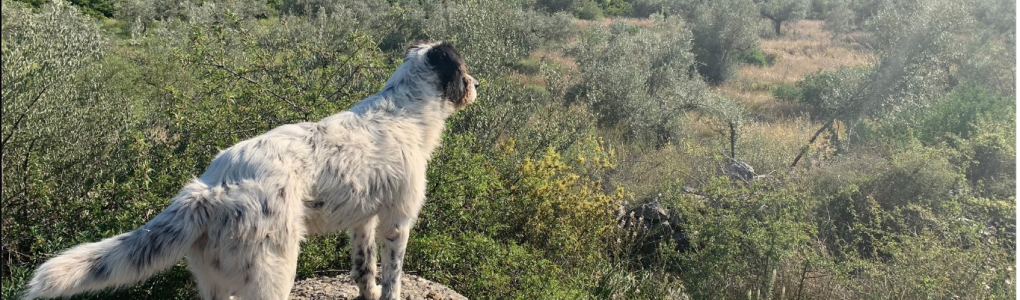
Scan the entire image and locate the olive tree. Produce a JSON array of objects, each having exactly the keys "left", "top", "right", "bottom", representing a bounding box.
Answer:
[
  {"left": 2, "top": 0, "right": 136, "bottom": 269},
  {"left": 570, "top": 16, "right": 718, "bottom": 147},
  {"left": 688, "top": 0, "right": 760, "bottom": 84},
  {"left": 754, "top": 0, "right": 809, "bottom": 36}
]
